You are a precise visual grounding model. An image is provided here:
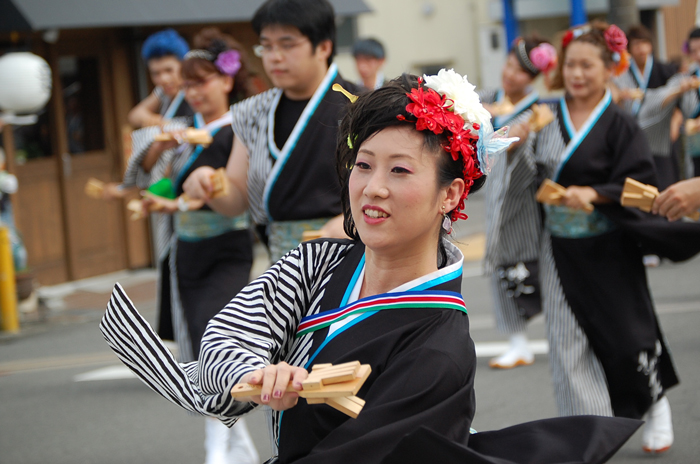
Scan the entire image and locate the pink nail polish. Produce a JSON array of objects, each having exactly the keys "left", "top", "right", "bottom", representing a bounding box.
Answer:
[
  {"left": 262, "top": 394, "right": 270, "bottom": 402},
  {"left": 274, "top": 390, "right": 282, "bottom": 398}
]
